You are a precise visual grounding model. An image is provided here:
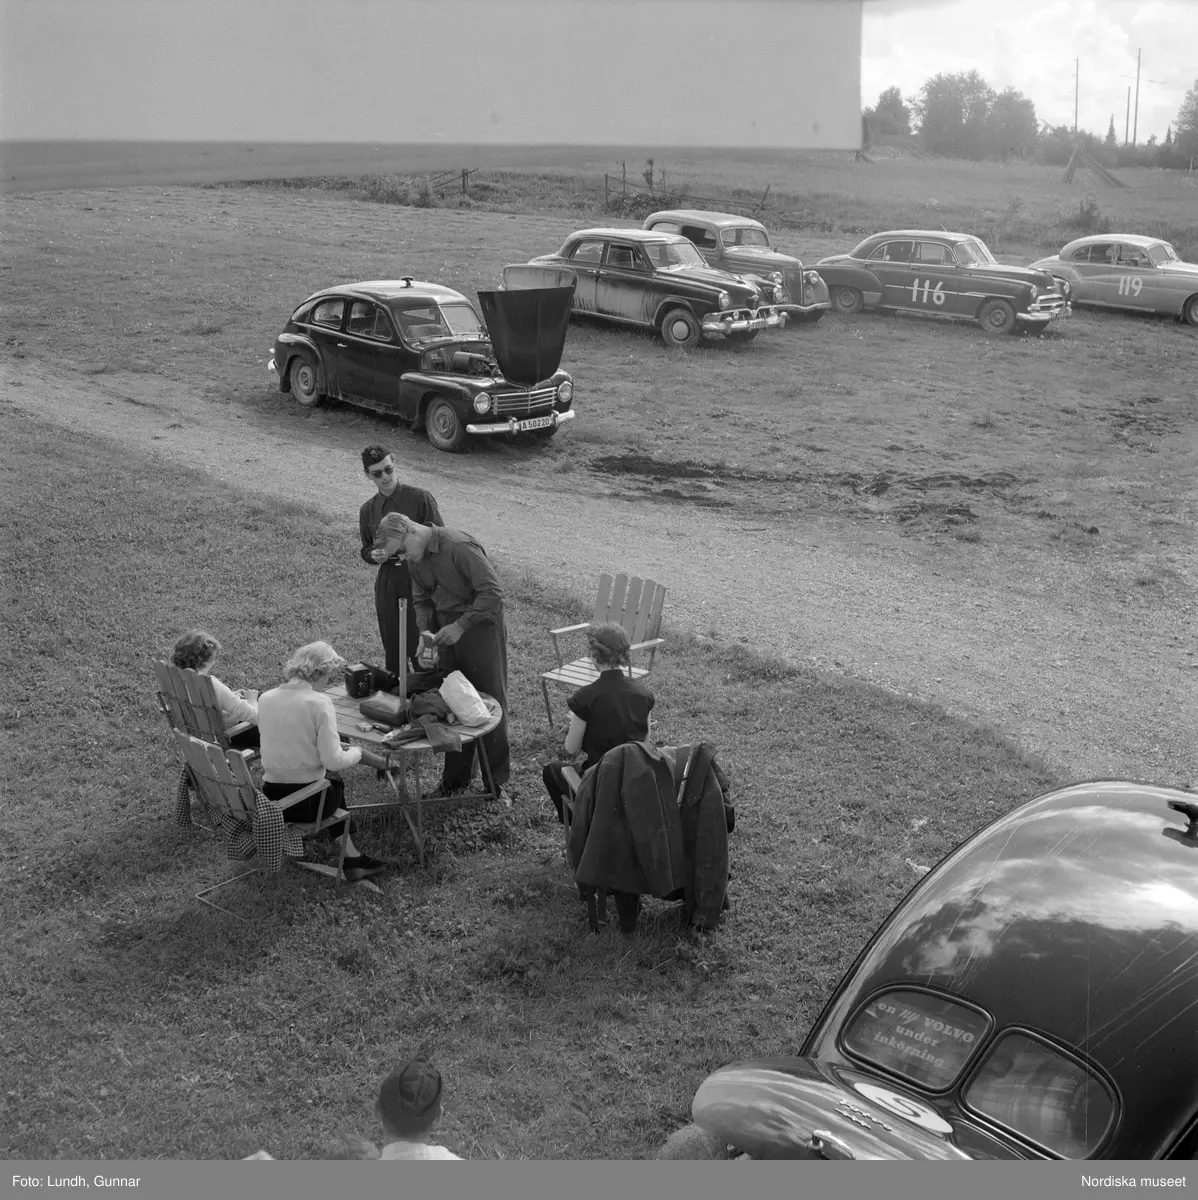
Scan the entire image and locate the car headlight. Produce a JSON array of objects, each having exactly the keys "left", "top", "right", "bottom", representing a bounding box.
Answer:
[
  {"left": 557, "top": 380, "right": 573, "bottom": 405},
  {"left": 804, "top": 270, "right": 820, "bottom": 286},
  {"left": 718, "top": 291, "right": 732, "bottom": 310},
  {"left": 472, "top": 391, "right": 492, "bottom": 415},
  {"left": 770, "top": 272, "right": 784, "bottom": 285},
  {"left": 1029, "top": 285, "right": 1039, "bottom": 300}
]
